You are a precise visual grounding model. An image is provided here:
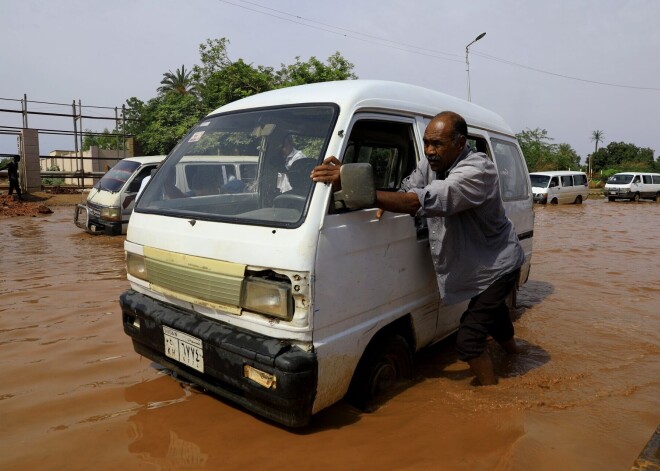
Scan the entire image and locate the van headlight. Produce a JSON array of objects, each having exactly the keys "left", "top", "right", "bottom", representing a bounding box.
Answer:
[
  {"left": 100, "top": 206, "right": 121, "bottom": 221},
  {"left": 126, "top": 252, "right": 148, "bottom": 281},
  {"left": 241, "top": 277, "right": 292, "bottom": 320}
]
